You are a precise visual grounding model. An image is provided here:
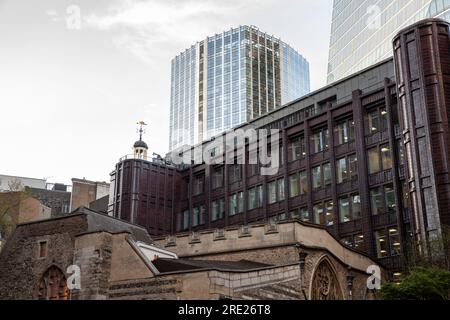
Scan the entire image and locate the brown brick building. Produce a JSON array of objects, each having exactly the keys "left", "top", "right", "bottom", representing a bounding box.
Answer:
[{"left": 108, "top": 19, "right": 450, "bottom": 276}]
